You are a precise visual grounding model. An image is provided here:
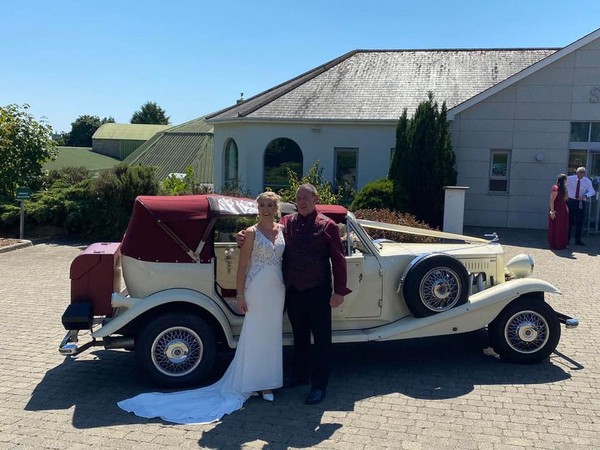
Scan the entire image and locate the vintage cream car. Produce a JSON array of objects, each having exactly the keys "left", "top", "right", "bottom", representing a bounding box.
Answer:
[{"left": 59, "top": 194, "right": 578, "bottom": 387}]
